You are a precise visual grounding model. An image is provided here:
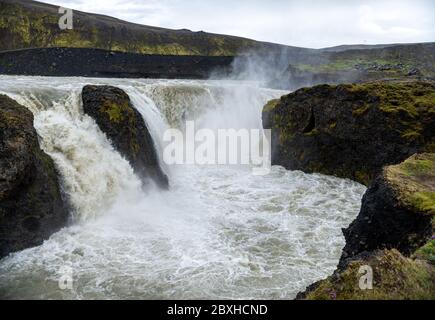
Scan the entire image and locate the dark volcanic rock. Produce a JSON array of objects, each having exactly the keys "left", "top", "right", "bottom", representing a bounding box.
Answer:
[
  {"left": 0, "top": 95, "right": 69, "bottom": 258},
  {"left": 0, "top": 48, "right": 234, "bottom": 79},
  {"left": 82, "top": 85, "right": 169, "bottom": 189},
  {"left": 341, "top": 153, "right": 434, "bottom": 263},
  {"left": 263, "top": 81, "right": 435, "bottom": 185}
]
